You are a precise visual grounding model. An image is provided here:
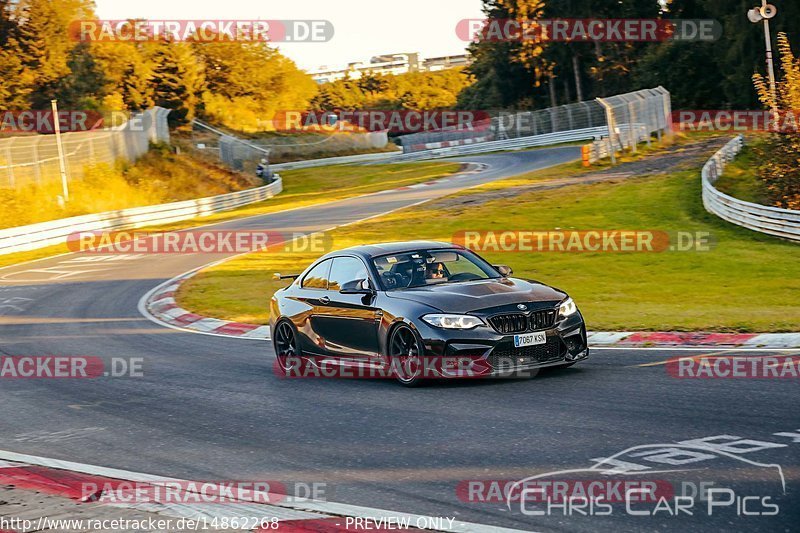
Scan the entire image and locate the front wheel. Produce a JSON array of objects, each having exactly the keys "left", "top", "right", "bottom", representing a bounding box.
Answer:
[
  {"left": 388, "top": 325, "right": 425, "bottom": 387},
  {"left": 273, "top": 320, "right": 300, "bottom": 376}
]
